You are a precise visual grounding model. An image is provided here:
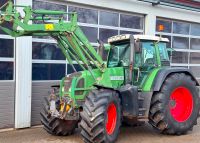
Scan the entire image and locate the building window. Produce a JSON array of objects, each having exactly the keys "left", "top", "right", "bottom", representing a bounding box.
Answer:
[
  {"left": 68, "top": 6, "right": 98, "bottom": 24},
  {"left": 32, "top": 40, "right": 66, "bottom": 81},
  {"left": 0, "top": 1, "right": 14, "bottom": 35},
  {"left": 0, "top": 38, "right": 14, "bottom": 80},
  {"left": 80, "top": 26, "right": 98, "bottom": 43},
  {"left": 156, "top": 18, "right": 200, "bottom": 79},
  {"left": 0, "top": 0, "right": 9, "bottom": 6},
  {"left": 33, "top": 1, "right": 67, "bottom": 20},
  {"left": 156, "top": 19, "right": 172, "bottom": 33},
  {"left": 0, "top": 0, "right": 14, "bottom": 80},
  {"left": 99, "top": 11, "right": 119, "bottom": 27},
  {"left": 33, "top": 1, "right": 145, "bottom": 80},
  {"left": 173, "top": 21, "right": 190, "bottom": 35},
  {"left": 0, "top": 23, "right": 13, "bottom": 35},
  {"left": 67, "top": 64, "right": 82, "bottom": 75},
  {"left": 0, "top": 62, "right": 13, "bottom": 80},
  {"left": 190, "top": 38, "right": 200, "bottom": 50},
  {"left": 172, "top": 36, "right": 189, "bottom": 49},
  {"left": 68, "top": 4, "right": 144, "bottom": 60},
  {"left": 191, "top": 24, "right": 200, "bottom": 36},
  {"left": 0, "top": 39, "right": 14, "bottom": 57},
  {"left": 120, "top": 14, "right": 143, "bottom": 29},
  {"left": 172, "top": 51, "right": 188, "bottom": 64},
  {"left": 99, "top": 28, "right": 118, "bottom": 43},
  {"left": 32, "top": 63, "right": 66, "bottom": 80},
  {"left": 190, "top": 53, "right": 200, "bottom": 64},
  {"left": 120, "top": 31, "right": 141, "bottom": 35},
  {"left": 32, "top": 42, "right": 65, "bottom": 60}
]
